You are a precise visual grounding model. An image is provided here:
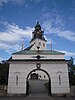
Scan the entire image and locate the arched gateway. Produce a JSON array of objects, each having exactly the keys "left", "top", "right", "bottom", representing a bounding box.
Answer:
[
  {"left": 26, "top": 69, "right": 51, "bottom": 96},
  {"left": 8, "top": 22, "right": 70, "bottom": 95}
]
